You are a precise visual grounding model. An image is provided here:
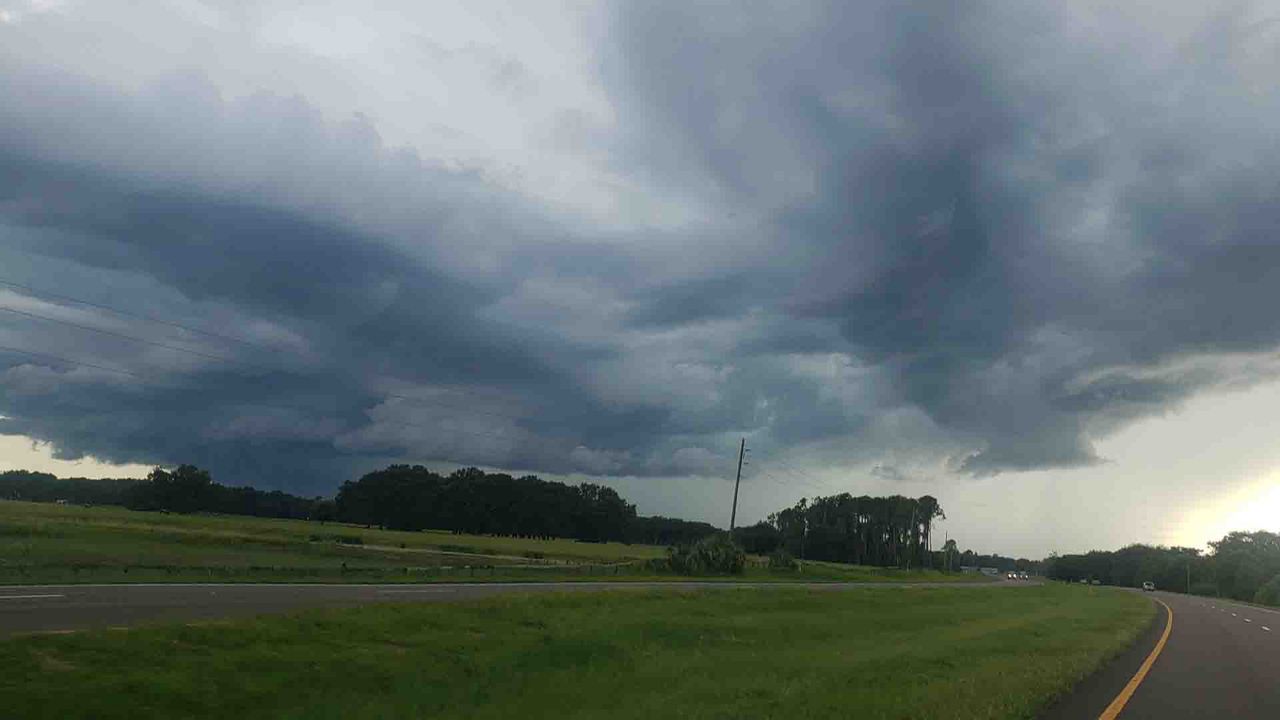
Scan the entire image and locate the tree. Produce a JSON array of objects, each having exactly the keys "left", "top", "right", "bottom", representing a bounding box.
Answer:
[
  {"left": 942, "top": 538, "right": 959, "bottom": 572},
  {"left": 125, "top": 465, "right": 215, "bottom": 513},
  {"left": 760, "top": 493, "right": 948, "bottom": 569},
  {"left": 334, "top": 465, "right": 640, "bottom": 542}
]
